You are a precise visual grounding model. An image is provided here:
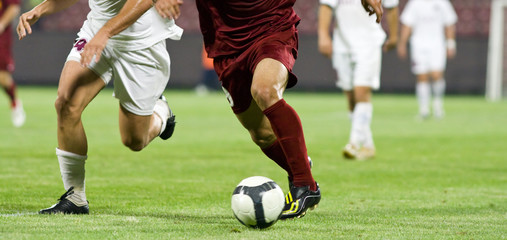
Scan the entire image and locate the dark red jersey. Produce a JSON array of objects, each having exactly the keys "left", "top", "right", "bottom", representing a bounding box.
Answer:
[
  {"left": 196, "top": 0, "right": 300, "bottom": 58},
  {"left": 0, "top": 0, "right": 20, "bottom": 72}
]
